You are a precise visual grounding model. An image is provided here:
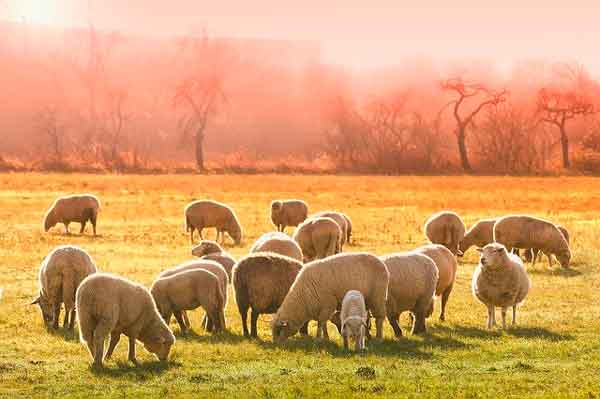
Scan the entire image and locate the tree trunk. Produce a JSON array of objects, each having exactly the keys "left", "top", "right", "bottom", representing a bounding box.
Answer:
[
  {"left": 560, "top": 125, "right": 570, "bottom": 169},
  {"left": 195, "top": 129, "right": 205, "bottom": 171},
  {"left": 457, "top": 126, "right": 473, "bottom": 173}
]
